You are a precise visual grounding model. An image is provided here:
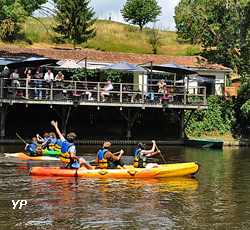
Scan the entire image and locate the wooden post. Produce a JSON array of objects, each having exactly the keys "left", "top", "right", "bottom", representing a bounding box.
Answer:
[
  {"left": 61, "top": 107, "right": 66, "bottom": 134},
  {"left": 0, "top": 104, "right": 7, "bottom": 139},
  {"left": 180, "top": 109, "right": 185, "bottom": 138},
  {"left": 25, "top": 78, "right": 28, "bottom": 99},
  {"left": 120, "top": 83, "right": 122, "bottom": 103},
  {"left": 1, "top": 78, "right": 3, "bottom": 98}
]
